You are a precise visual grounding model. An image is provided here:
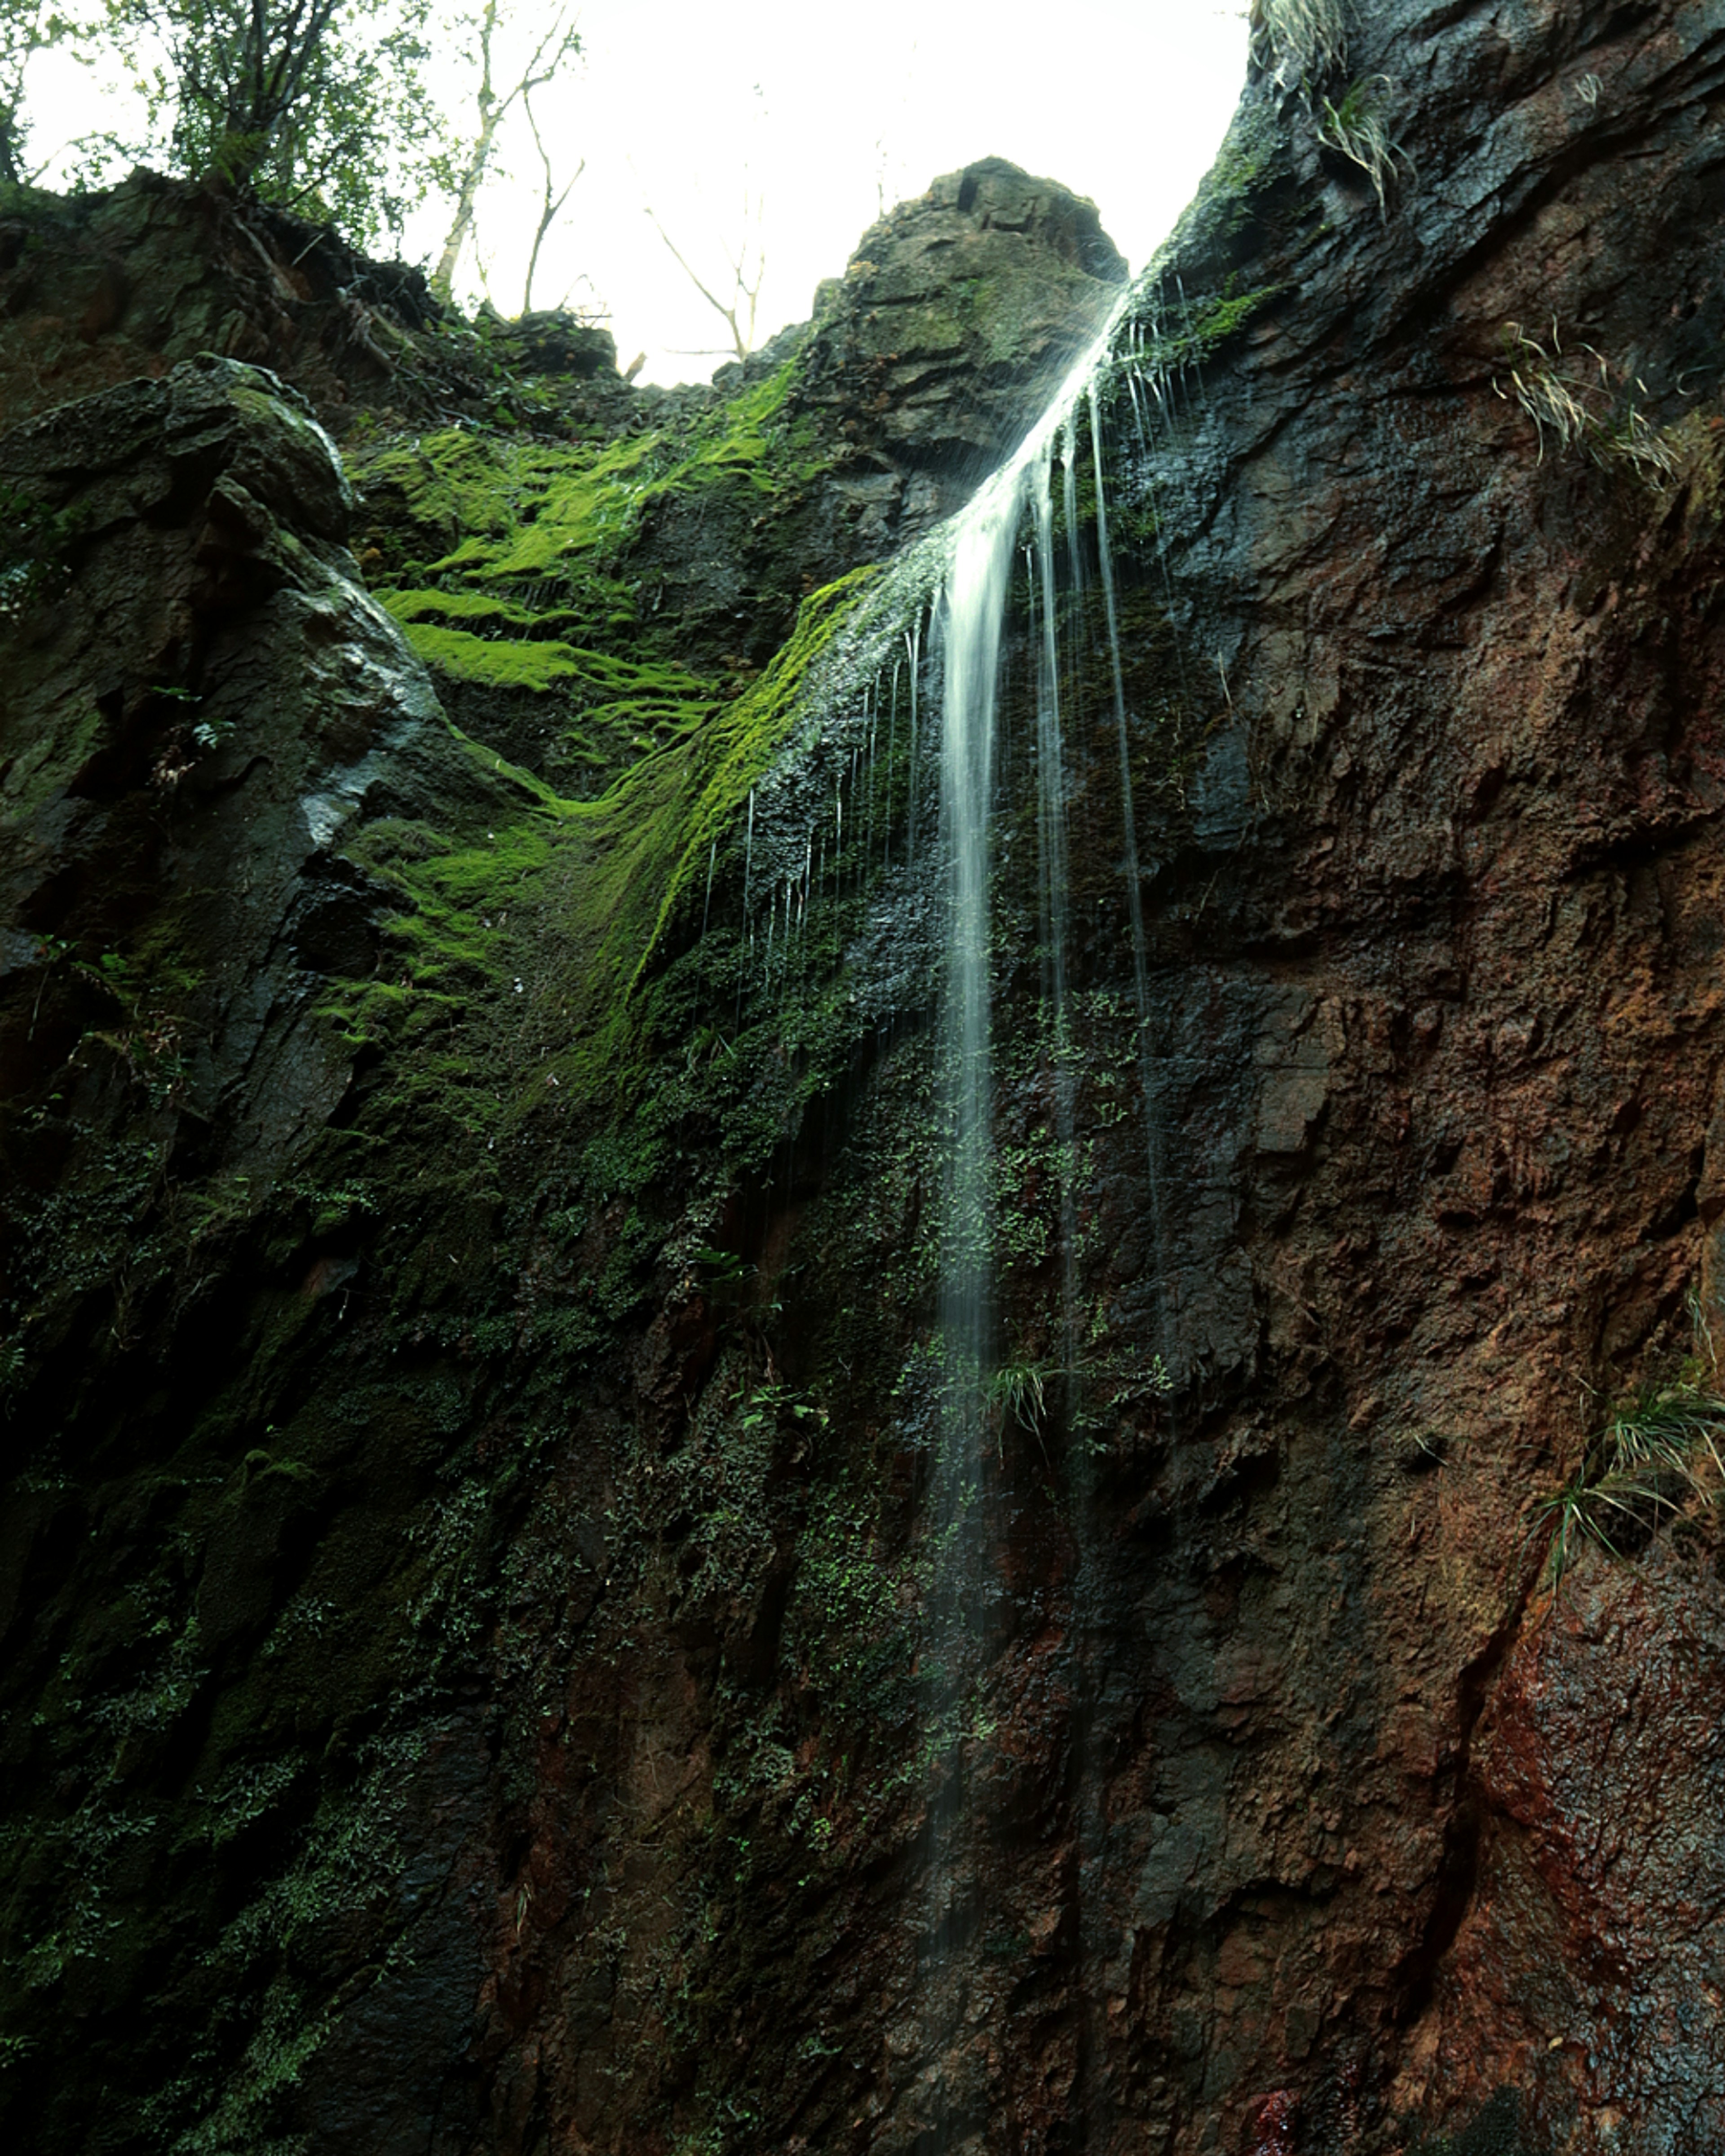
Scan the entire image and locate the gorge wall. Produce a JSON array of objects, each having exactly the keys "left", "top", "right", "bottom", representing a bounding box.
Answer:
[{"left": 6, "top": 4, "right": 1725, "bottom": 2153}]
